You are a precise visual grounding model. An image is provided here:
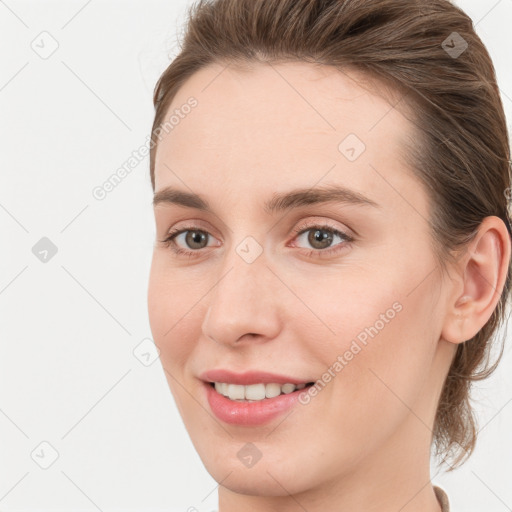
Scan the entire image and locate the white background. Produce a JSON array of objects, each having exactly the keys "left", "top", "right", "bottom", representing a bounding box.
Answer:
[{"left": 0, "top": 0, "right": 511, "bottom": 510}]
